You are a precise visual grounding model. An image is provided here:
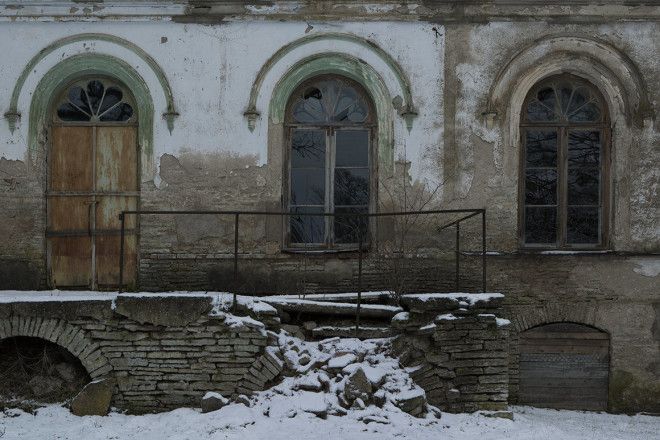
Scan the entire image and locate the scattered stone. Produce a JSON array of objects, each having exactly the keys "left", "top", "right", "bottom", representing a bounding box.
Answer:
[
  {"left": 298, "top": 353, "right": 311, "bottom": 366},
  {"left": 328, "top": 353, "right": 357, "bottom": 371},
  {"left": 394, "top": 388, "right": 427, "bottom": 417},
  {"left": 70, "top": 379, "right": 114, "bottom": 417},
  {"left": 361, "top": 415, "right": 390, "bottom": 424},
  {"left": 302, "top": 321, "right": 318, "bottom": 331},
  {"left": 351, "top": 397, "right": 366, "bottom": 410},
  {"left": 201, "top": 392, "right": 229, "bottom": 413},
  {"left": 234, "top": 394, "right": 251, "bottom": 407},
  {"left": 343, "top": 367, "right": 372, "bottom": 403},
  {"left": 480, "top": 411, "right": 514, "bottom": 420}
]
